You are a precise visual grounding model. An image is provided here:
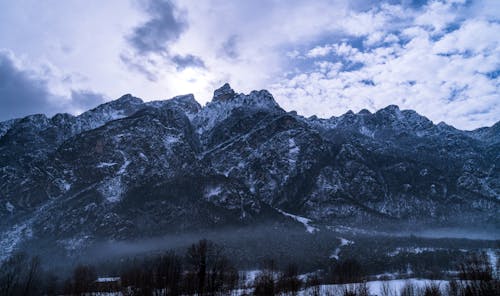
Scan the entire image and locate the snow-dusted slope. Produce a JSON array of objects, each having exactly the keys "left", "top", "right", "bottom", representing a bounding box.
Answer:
[{"left": 0, "top": 83, "right": 498, "bottom": 261}]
